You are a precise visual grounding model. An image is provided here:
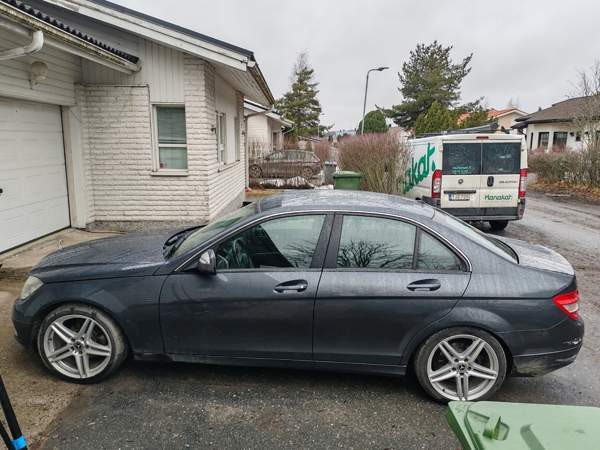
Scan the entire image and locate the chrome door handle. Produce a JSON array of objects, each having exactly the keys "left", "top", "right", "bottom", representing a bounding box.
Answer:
[
  {"left": 274, "top": 280, "right": 308, "bottom": 293},
  {"left": 407, "top": 279, "right": 441, "bottom": 292}
]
